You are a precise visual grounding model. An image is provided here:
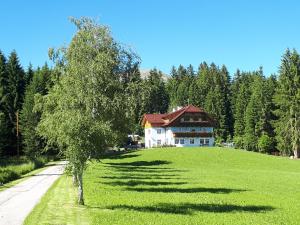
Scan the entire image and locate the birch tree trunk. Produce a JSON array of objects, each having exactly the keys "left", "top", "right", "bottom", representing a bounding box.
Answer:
[
  {"left": 293, "top": 144, "right": 299, "bottom": 159},
  {"left": 77, "top": 171, "right": 84, "bottom": 205},
  {"left": 72, "top": 166, "right": 78, "bottom": 186}
]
